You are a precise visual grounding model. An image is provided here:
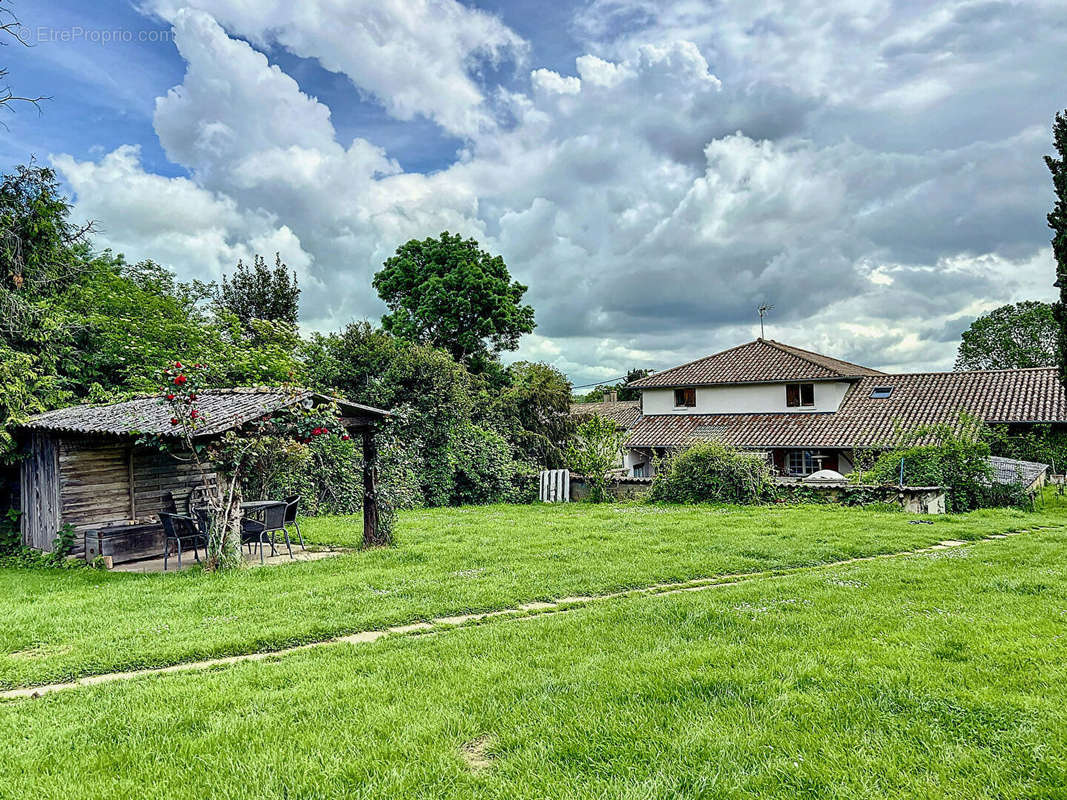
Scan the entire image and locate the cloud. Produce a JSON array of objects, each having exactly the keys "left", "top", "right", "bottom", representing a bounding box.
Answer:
[
  {"left": 48, "top": 0, "right": 1066, "bottom": 386},
  {"left": 141, "top": 0, "right": 528, "bottom": 137},
  {"left": 52, "top": 145, "right": 314, "bottom": 285}
]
